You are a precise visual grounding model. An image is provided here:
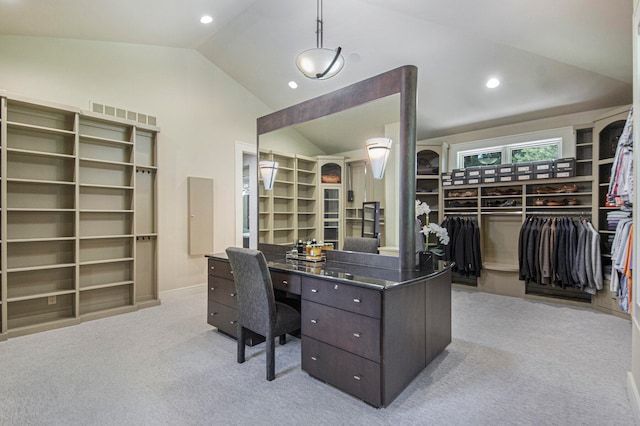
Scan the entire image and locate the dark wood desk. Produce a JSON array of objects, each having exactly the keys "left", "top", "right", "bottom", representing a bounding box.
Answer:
[{"left": 206, "top": 251, "right": 453, "bottom": 408}]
